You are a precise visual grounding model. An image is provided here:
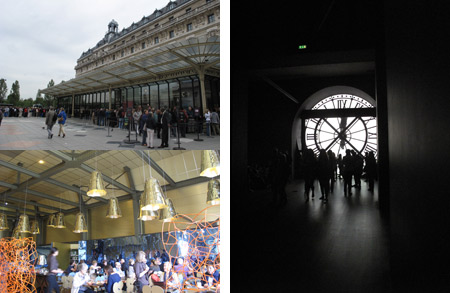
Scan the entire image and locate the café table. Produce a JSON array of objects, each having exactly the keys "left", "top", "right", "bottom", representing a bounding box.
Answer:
[{"left": 87, "top": 281, "right": 106, "bottom": 292}]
